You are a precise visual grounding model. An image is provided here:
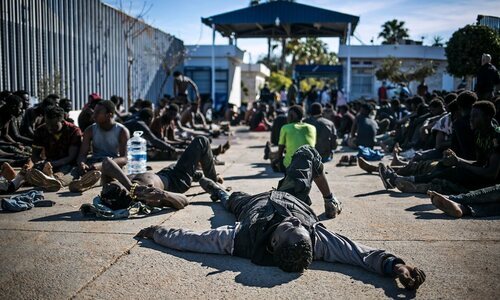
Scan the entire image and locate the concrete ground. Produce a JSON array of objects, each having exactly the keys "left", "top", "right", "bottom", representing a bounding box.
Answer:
[{"left": 0, "top": 127, "right": 499, "bottom": 299}]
